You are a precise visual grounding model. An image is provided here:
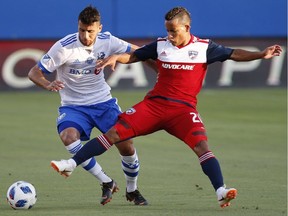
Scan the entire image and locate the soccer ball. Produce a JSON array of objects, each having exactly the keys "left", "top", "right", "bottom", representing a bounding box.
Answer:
[{"left": 6, "top": 181, "right": 37, "bottom": 210}]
